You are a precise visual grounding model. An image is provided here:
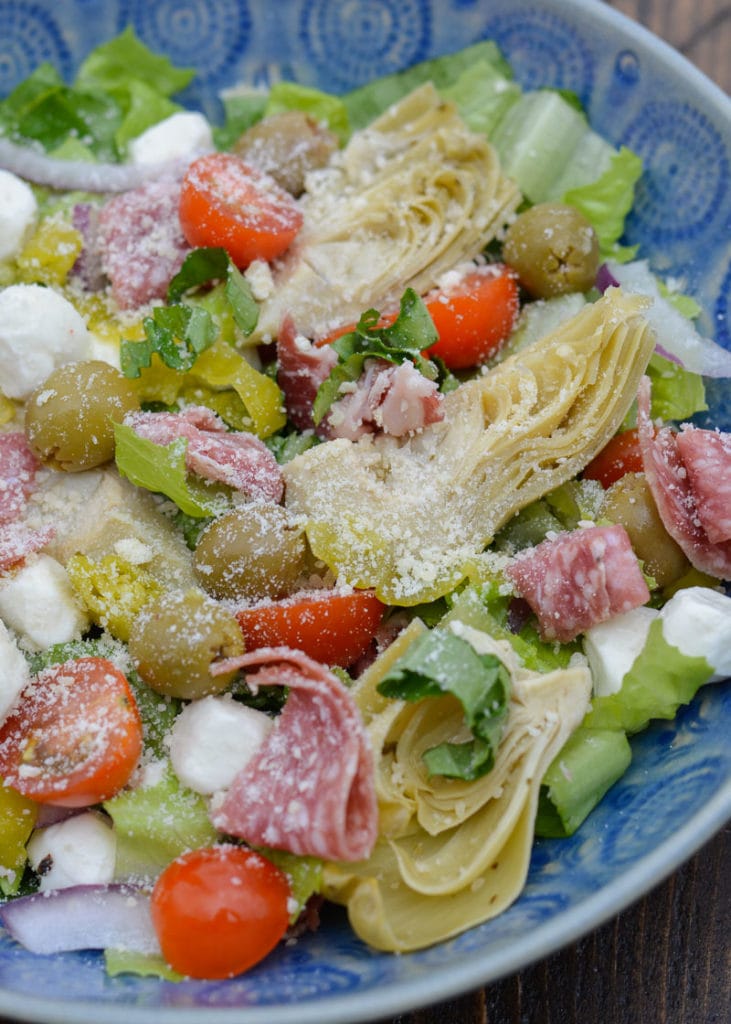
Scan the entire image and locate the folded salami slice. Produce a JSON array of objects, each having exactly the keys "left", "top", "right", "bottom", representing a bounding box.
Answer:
[
  {"left": 125, "top": 406, "right": 283, "bottom": 503},
  {"left": 0, "top": 432, "right": 40, "bottom": 524},
  {"left": 637, "top": 376, "right": 731, "bottom": 578},
  {"left": 506, "top": 524, "right": 650, "bottom": 642},
  {"left": 209, "top": 646, "right": 378, "bottom": 863},
  {"left": 276, "top": 315, "right": 337, "bottom": 432}
]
